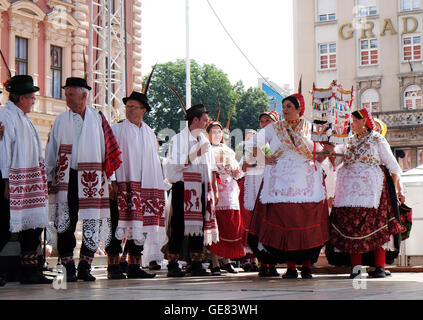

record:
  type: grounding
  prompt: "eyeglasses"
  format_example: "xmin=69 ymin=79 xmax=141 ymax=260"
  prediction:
xmin=125 ymin=104 xmax=144 ymax=110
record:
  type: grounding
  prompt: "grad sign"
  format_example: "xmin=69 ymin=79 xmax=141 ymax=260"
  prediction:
xmin=261 ymin=82 xmax=284 ymax=115
xmin=339 ymin=16 xmax=419 ymax=40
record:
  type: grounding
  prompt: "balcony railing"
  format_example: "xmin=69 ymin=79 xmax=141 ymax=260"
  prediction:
xmin=373 ymin=109 xmax=423 ymax=128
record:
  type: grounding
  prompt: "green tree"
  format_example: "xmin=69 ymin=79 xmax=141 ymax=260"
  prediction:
xmin=143 ymin=59 xmax=236 ymax=133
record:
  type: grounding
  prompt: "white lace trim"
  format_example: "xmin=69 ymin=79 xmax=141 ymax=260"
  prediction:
xmin=115 ymin=226 xmax=147 ymax=246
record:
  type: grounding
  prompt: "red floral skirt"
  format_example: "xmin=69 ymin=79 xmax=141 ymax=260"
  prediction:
xmin=207 ymin=209 xmax=246 ymax=259
xmin=249 ymin=198 xmax=330 ymax=253
xmin=330 ymin=173 xmax=405 ymax=255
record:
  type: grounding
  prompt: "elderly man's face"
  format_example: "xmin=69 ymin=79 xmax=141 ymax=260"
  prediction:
xmin=65 ymin=87 xmax=86 ymax=112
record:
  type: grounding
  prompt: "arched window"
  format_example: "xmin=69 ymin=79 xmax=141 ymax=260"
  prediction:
xmin=404 ymin=85 xmax=422 ymax=110
xmin=361 ymin=89 xmax=380 ymax=112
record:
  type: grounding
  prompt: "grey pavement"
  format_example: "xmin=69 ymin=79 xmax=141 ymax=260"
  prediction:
xmin=1 ymin=266 xmax=423 ymax=301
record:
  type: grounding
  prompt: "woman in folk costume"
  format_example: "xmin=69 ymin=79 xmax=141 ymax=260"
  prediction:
xmin=327 ymin=109 xmax=405 ymax=278
xmin=106 ymin=67 xmax=166 ymax=279
xmin=238 ymin=110 xmax=279 ymax=275
xmin=246 ymin=79 xmax=330 ymax=279
xmin=0 ymin=75 xmax=52 ymax=285
xmin=46 ymin=77 xmax=122 ymax=282
xmin=206 ymin=110 xmax=245 ymax=276
xmin=163 ymin=88 xmax=219 ymax=277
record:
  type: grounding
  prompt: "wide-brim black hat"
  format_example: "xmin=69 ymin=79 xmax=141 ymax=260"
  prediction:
xmin=62 ymin=77 xmax=92 ymax=91
xmin=185 ymin=104 xmax=209 ymax=120
xmin=122 ymin=91 xmax=151 ymax=111
xmin=5 ymin=75 xmax=39 ymax=94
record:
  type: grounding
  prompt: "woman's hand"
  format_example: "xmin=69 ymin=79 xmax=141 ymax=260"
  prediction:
xmin=397 ymin=190 xmax=405 ymax=204
xmin=265 ymin=155 xmax=277 ymax=165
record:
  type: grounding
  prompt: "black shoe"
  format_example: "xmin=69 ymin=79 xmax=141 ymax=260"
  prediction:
xmin=167 ymin=262 xmax=185 ymax=277
xmin=190 ymin=262 xmax=210 ymax=276
xmin=0 ymin=277 xmax=5 ymax=287
xmin=222 ymin=263 xmax=238 ymax=274
xmin=20 ymin=268 xmax=53 ymax=285
xmin=241 ymin=263 xmax=251 ymax=272
xmin=368 ymin=266 xmax=386 ymax=279
xmin=127 ymin=265 xmax=156 ymax=279
xmin=119 ymin=261 xmax=128 ymax=274
xmin=300 ymin=267 xmax=313 ymax=279
xmin=210 ymin=266 xmax=221 ymax=276
xmin=349 ymin=268 xmax=362 ymax=279
xmin=63 ymin=263 xmax=77 ymax=282
xmin=77 ymin=264 xmax=96 ymax=281
xmin=107 ymin=265 xmax=126 ymax=280
xmin=267 ymin=266 xmax=280 ymax=277
xmin=258 ymin=266 xmax=268 ymax=277
xmin=250 ymin=262 xmax=259 ymax=272
xmin=148 ymin=261 xmax=161 ymax=270
xmin=282 ymin=268 xmax=298 ymax=279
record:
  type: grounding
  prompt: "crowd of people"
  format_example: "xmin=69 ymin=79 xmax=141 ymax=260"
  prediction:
xmin=0 ymin=72 xmax=406 ymax=286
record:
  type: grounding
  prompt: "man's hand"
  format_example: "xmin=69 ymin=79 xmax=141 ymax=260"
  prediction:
xmin=109 ymin=181 xmax=118 ymax=201
xmin=3 ymin=179 xmax=9 ymax=200
xmin=0 ymin=121 xmax=4 ymax=140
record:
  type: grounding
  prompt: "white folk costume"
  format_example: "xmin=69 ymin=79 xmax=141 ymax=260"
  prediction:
xmin=163 ymin=126 xmax=219 ymax=246
xmin=112 ymin=119 xmax=167 ymax=249
xmin=0 ymin=74 xmax=52 ymax=284
xmin=163 ymin=101 xmax=219 ymax=277
xmin=246 ymin=90 xmax=330 ymax=279
xmin=0 ymin=101 xmax=48 ymax=233
xmin=330 ymin=110 xmax=405 ymax=272
xmin=46 ymin=107 xmax=115 ymax=251
xmin=207 ymin=143 xmax=245 ymax=259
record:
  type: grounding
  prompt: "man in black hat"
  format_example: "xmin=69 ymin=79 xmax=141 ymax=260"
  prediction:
xmin=0 ymin=75 xmax=52 ymax=285
xmin=45 ymin=77 xmax=122 ymax=282
xmin=105 ymin=90 xmax=166 ymax=279
xmin=163 ymin=104 xmax=219 ymax=277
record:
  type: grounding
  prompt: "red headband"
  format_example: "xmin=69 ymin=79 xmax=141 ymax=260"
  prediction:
xmin=357 ymin=108 xmax=375 ymax=131
xmin=260 ymin=110 xmax=280 ymax=122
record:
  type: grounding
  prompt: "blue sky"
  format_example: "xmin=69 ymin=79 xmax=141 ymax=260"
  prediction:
xmin=141 ymin=0 xmax=294 ymax=90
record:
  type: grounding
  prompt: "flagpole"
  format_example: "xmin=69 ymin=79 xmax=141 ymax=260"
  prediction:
xmin=186 ymin=0 xmax=191 ymax=110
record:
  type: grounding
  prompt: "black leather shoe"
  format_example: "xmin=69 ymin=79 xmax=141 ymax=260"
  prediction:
xmin=127 ymin=265 xmax=156 ymax=279
xmin=267 ymin=266 xmax=280 ymax=277
xmin=258 ymin=266 xmax=268 ymax=277
xmin=190 ymin=262 xmax=210 ymax=276
xmin=20 ymin=268 xmax=53 ymax=285
xmin=149 ymin=261 xmax=162 ymax=270
xmin=210 ymin=266 xmax=221 ymax=276
xmin=222 ymin=263 xmax=238 ymax=274
xmin=107 ymin=265 xmax=126 ymax=280
xmin=64 ymin=263 xmax=77 ymax=282
xmin=300 ymin=267 xmax=313 ymax=279
xmin=282 ymin=268 xmax=298 ymax=279
xmin=119 ymin=261 xmax=128 ymax=274
xmin=167 ymin=262 xmax=185 ymax=277
xmin=368 ymin=266 xmax=386 ymax=279
xmin=77 ymin=264 xmax=96 ymax=281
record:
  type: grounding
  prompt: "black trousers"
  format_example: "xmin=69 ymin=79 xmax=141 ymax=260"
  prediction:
xmin=1 ymin=171 xmax=42 ymax=253
xmin=57 ymin=169 xmax=96 ymax=257
xmin=168 ymin=182 xmax=205 ymax=255
xmin=105 ymin=198 xmax=144 ymax=256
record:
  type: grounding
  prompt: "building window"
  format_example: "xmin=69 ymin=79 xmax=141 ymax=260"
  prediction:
xmin=403 ymin=35 xmax=421 ymax=61
xmin=356 ymin=0 xmax=377 ymax=16
xmin=319 ymin=43 xmax=336 ymax=70
xmin=15 ymin=37 xmax=28 ymax=75
xmin=404 ymin=85 xmax=422 ymax=110
xmin=401 ymin=0 xmax=420 ymax=11
xmin=51 ymin=46 xmax=62 ymax=99
xmin=360 ymin=38 xmax=378 ymax=65
xmin=361 ymin=89 xmax=380 ymax=112
xmin=418 ymin=147 xmax=423 ymax=166
xmin=317 ymin=0 xmax=336 ymax=21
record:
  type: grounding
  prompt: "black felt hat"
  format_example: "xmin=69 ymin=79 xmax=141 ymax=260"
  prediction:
xmin=122 ymin=91 xmax=151 ymax=111
xmin=5 ymin=75 xmax=39 ymax=94
xmin=185 ymin=104 xmax=209 ymax=120
xmin=62 ymin=77 xmax=92 ymax=91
